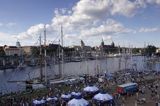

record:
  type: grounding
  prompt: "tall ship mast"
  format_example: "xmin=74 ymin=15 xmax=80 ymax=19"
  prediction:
xmin=61 ymin=25 xmax=64 ymax=78
xmin=39 ymin=34 xmax=43 ymax=82
xmin=44 ymin=25 xmax=47 ymax=84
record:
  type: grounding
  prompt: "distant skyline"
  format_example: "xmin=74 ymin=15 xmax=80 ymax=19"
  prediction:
xmin=0 ymin=0 xmax=160 ymax=47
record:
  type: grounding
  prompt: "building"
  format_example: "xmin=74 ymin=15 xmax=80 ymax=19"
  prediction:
xmin=4 ymin=41 xmax=23 ymax=56
xmin=22 ymin=46 xmax=36 ymax=56
xmin=80 ymin=40 xmax=92 ymax=52
xmin=4 ymin=46 xmax=21 ymax=56
xmin=156 ymin=48 xmax=160 ymax=53
xmin=99 ymin=39 xmax=116 ymax=53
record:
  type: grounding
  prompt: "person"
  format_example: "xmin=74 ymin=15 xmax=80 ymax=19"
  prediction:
xmin=121 ymin=97 xmax=125 ymax=106
xmin=136 ymin=92 xmax=139 ymax=99
xmin=135 ymin=100 xmax=137 ymax=106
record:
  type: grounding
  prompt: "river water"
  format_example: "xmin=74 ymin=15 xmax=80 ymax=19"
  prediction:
xmin=0 ymin=56 xmax=160 ymax=94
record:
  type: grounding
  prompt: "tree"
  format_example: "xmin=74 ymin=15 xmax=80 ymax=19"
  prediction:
xmin=145 ymin=45 xmax=156 ymax=56
xmin=0 ymin=47 xmax=5 ymax=56
xmin=111 ymin=42 xmax=115 ymax=48
xmin=31 ymin=47 xmax=40 ymax=57
xmin=132 ymin=48 xmax=141 ymax=54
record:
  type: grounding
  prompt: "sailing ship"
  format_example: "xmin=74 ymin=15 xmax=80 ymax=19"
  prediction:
xmin=8 ymin=25 xmax=48 ymax=91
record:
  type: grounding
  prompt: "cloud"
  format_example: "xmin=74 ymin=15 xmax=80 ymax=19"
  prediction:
xmin=0 ymin=23 xmax=3 ymax=27
xmin=0 ymin=22 xmax=16 ymax=27
xmin=0 ymin=32 xmax=16 ymax=45
xmin=104 ymin=35 xmax=112 ymax=40
xmin=13 ymin=32 xmax=31 ymax=40
xmin=15 ymin=24 xmax=54 ymax=40
xmin=72 ymin=0 xmax=111 ymax=19
xmin=11 ymin=0 xmax=139 ymax=45
xmin=111 ymin=0 xmax=138 ymax=17
xmin=6 ymin=22 xmax=16 ymax=27
xmin=9 ymin=0 xmax=160 ymax=46
xmin=80 ymin=19 xmax=133 ymax=38
xmin=139 ymin=27 xmax=160 ymax=32
xmin=146 ymin=0 xmax=160 ymax=5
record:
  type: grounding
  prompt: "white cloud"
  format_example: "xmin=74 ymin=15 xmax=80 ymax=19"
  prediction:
xmin=72 ymin=0 xmax=111 ymax=19
xmin=146 ymin=0 xmax=160 ymax=5
xmin=0 ymin=32 xmax=16 ymax=45
xmin=0 ymin=22 xmax=16 ymax=27
xmin=111 ymin=0 xmax=138 ymax=17
xmin=26 ymin=24 xmax=44 ymax=35
xmin=0 ymin=23 xmax=3 ymax=27
xmin=9 ymin=0 xmax=138 ymax=46
xmin=51 ymin=0 xmax=139 ymax=32
xmin=6 ymin=0 xmax=160 ymax=46
xmin=139 ymin=27 xmax=160 ymax=32
xmin=80 ymin=19 xmax=133 ymax=38
xmin=6 ymin=22 xmax=16 ymax=27
xmin=13 ymin=32 xmax=31 ymax=40
xmin=104 ymin=35 xmax=112 ymax=40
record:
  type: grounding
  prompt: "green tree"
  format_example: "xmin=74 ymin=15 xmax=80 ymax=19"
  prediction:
xmin=0 ymin=47 xmax=5 ymax=56
xmin=145 ymin=45 xmax=156 ymax=56
xmin=132 ymin=48 xmax=141 ymax=54
xmin=111 ymin=42 xmax=115 ymax=48
xmin=31 ymin=47 xmax=40 ymax=57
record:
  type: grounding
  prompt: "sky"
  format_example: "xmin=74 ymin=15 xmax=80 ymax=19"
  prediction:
xmin=0 ymin=0 xmax=160 ymax=47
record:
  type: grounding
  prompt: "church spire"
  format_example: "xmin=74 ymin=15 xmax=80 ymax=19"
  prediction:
xmin=81 ymin=40 xmax=85 ymax=47
xmin=101 ymin=39 xmax=104 ymax=47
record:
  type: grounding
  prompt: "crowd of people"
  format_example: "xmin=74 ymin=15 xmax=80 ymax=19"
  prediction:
xmin=1 ymin=69 xmax=160 ymax=106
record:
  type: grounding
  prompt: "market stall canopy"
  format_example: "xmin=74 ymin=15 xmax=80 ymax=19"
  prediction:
xmin=83 ymin=85 xmax=99 ymax=93
xmin=61 ymin=93 xmax=71 ymax=101
xmin=46 ymin=96 xmax=58 ymax=102
xmin=71 ymin=92 xmax=82 ymax=98
xmin=33 ymin=99 xmax=45 ymax=105
xmin=93 ymin=92 xmax=113 ymax=102
xmin=68 ymin=98 xmax=89 ymax=106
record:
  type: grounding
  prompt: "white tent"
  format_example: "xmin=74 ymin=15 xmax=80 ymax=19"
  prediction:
xmin=93 ymin=92 xmax=113 ymax=102
xmin=68 ymin=98 xmax=89 ymax=106
xmin=83 ymin=86 xmax=99 ymax=92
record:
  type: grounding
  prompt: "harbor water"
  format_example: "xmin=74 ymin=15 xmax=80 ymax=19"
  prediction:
xmin=0 ymin=56 xmax=160 ymax=94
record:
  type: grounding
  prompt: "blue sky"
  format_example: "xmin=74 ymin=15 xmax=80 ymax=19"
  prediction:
xmin=0 ymin=0 xmax=160 ymax=47
xmin=0 ymin=0 xmax=78 ymax=32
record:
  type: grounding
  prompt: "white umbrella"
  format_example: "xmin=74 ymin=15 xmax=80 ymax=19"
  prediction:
xmin=93 ymin=92 xmax=113 ymax=102
xmin=61 ymin=94 xmax=71 ymax=99
xmin=83 ymin=86 xmax=99 ymax=93
xmin=71 ymin=92 xmax=81 ymax=97
xmin=46 ymin=96 xmax=58 ymax=101
xmin=33 ymin=99 xmax=45 ymax=105
xmin=33 ymin=100 xmax=41 ymax=105
xmin=61 ymin=94 xmax=71 ymax=101
xmin=68 ymin=98 xmax=89 ymax=106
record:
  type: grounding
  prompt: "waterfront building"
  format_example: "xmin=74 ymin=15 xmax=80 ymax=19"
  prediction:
xmin=3 ymin=41 xmax=23 ymax=56
xmin=156 ymin=48 xmax=160 ymax=53
xmin=22 ymin=46 xmax=37 ymax=56
xmin=99 ymin=40 xmax=117 ymax=54
xmin=4 ymin=46 xmax=21 ymax=56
